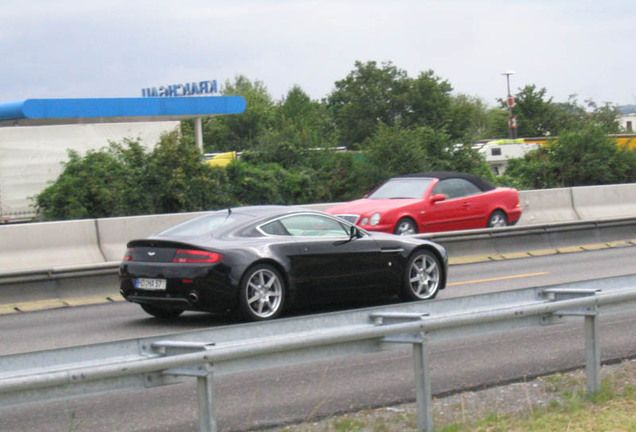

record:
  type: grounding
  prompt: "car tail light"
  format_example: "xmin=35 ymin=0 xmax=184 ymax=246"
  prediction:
xmin=172 ymin=249 xmax=222 ymax=263
xmin=123 ymin=248 xmax=134 ymax=261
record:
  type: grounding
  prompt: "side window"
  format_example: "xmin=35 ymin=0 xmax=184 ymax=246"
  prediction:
xmin=432 ymin=180 xmax=452 ymax=197
xmin=260 ymin=219 xmax=291 ymax=236
xmin=455 ymin=179 xmax=482 ymax=197
xmin=279 ymin=215 xmax=350 ymax=237
xmin=432 ymin=178 xmax=481 ymax=199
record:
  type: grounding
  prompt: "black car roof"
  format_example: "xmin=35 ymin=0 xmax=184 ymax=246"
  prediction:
xmin=228 ymin=205 xmax=298 ymax=217
xmin=394 ymin=171 xmax=495 ymax=192
xmin=150 ymin=205 xmax=324 ymax=242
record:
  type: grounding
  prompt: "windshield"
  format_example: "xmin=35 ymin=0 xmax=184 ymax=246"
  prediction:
xmin=157 ymin=212 xmax=250 ymax=238
xmin=367 ymin=178 xmax=433 ymax=199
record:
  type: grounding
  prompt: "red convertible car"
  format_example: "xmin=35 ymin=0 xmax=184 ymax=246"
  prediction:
xmin=326 ymin=172 xmax=522 ymax=235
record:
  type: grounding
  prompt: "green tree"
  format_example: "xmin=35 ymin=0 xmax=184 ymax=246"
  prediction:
xmin=182 ymin=75 xmax=276 ymax=152
xmin=362 ymin=123 xmax=490 ymax=184
xmin=550 ymin=125 xmax=633 ymax=186
xmin=241 ymin=86 xmax=338 ymax=171
xmin=483 ymin=108 xmax=510 ymax=139
xmin=327 ymin=60 xmax=410 ymax=147
xmin=448 ymin=94 xmax=490 ymax=141
xmin=402 ymin=70 xmax=454 ymax=133
xmin=35 ymin=133 xmax=236 ymax=221
xmin=145 ymin=132 xmax=235 ymax=213
xmin=505 ymin=125 xmax=636 ymax=188
xmin=510 ymin=85 xmax=556 ymax=137
xmin=36 ymin=139 xmax=152 ymax=220
xmin=550 ymin=97 xmax=621 ymax=134
xmin=327 ymin=61 xmax=455 ymax=147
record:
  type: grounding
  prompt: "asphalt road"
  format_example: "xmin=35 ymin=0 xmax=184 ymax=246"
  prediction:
xmin=1 ymin=246 xmax=635 ymax=431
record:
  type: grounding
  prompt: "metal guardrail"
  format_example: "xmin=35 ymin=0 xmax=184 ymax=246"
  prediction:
xmin=417 ymin=216 xmax=636 ymax=258
xmin=1 ymin=275 xmax=635 ymax=432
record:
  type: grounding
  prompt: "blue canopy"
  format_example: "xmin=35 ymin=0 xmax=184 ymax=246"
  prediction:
xmin=0 ymin=96 xmax=246 ymax=126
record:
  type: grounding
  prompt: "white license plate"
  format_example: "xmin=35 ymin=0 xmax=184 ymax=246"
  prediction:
xmin=135 ymin=278 xmax=167 ymax=290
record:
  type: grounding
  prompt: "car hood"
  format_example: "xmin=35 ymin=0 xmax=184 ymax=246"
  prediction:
xmin=326 ymin=198 xmax=420 ymax=215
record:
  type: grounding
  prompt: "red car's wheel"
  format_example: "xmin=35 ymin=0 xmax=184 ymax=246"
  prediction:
xmin=394 ymin=218 xmax=417 ymax=235
xmin=487 ymin=210 xmax=508 ymax=228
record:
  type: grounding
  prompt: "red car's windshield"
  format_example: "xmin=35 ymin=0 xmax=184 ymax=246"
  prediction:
xmin=367 ymin=178 xmax=433 ymax=199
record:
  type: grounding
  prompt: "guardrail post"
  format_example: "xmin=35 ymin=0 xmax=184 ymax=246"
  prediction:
xmin=413 ymin=336 xmax=433 ymax=432
xmin=150 ymin=341 xmax=217 ymax=432
xmin=371 ymin=312 xmax=433 ymax=431
xmin=541 ymin=288 xmax=601 ymax=395
xmin=585 ymin=314 xmax=601 ymax=395
xmin=197 ymin=365 xmax=217 ymax=432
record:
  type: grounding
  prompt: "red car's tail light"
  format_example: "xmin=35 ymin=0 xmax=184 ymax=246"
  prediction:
xmin=172 ymin=249 xmax=222 ymax=263
xmin=123 ymin=248 xmax=134 ymax=261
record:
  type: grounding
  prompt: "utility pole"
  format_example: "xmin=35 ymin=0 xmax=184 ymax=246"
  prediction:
xmin=502 ymin=71 xmax=517 ymax=139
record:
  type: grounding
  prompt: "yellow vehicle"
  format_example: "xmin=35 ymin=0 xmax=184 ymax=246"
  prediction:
xmin=205 ymin=151 xmax=238 ymax=167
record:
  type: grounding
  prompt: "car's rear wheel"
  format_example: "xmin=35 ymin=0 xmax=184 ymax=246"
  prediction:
xmin=239 ymin=264 xmax=285 ymax=321
xmin=394 ymin=217 xmax=417 ymax=235
xmin=140 ymin=303 xmax=184 ymax=319
xmin=401 ymin=249 xmax=442 ymax=301
xmin=487 ymin=210 xmax=508 ymax=228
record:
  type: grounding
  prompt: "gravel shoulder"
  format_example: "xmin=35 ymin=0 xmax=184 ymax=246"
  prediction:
xmin=263 ymin=358 xmax=636 ymax=432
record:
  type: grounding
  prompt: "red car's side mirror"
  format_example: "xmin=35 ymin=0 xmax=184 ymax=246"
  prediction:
xmin=430 ymin=194 xmax=447 ymax=204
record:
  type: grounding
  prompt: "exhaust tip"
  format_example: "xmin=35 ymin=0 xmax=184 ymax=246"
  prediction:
xmin=188 ymin=291 xmax=199 ymax=303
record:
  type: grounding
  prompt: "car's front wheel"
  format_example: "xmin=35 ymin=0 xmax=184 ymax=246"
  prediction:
xmin=487 ymin=210 xmax=508 ymax=228
xmin=401 ymin=249 xmax=442 ymax=301
xmin=394 ymin=217 xmax=417 ymax=235
xmin=140 ymin=303 xmax=184 ymax=319
xmin=239 ymin=264 xmax=285 ymax=321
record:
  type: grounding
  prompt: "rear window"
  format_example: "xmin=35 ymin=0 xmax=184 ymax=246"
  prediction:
xmin=157 ymin=212 xmax=250 ymax=238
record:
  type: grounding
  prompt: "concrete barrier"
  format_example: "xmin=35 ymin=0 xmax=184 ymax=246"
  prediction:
xmin=1 ymin=183 xmax=635 ymax=276
xmin=97 ymin=212 xmax=207 ymax=262
xmin=572 ymin=183 xmax=636 ymax=219
xmin=0 ymin=220 xmax=105 ymax=273
xmin=518 ymin=188 xmax=578 ymax=224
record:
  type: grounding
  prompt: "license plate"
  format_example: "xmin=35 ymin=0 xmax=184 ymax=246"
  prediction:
xmin=135 ymin=278 xmax=167 ymax=290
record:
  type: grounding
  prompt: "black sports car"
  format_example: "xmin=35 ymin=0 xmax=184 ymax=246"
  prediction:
xmin=119 ymin=206 xmax=448 ymax=321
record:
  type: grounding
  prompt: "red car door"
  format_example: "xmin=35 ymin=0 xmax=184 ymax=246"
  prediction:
xmin=419 ymin=178 xmax=486 ymax=232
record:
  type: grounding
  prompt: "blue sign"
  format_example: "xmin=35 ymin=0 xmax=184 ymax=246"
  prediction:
xmin=0 ymin=96 xmax=247 ymax=126
xmin=142 ymin=80 xmax=218 ymax=97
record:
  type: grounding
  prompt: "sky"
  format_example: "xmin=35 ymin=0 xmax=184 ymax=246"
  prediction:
xmin=2 ymin=0 xmax=635 ymax=107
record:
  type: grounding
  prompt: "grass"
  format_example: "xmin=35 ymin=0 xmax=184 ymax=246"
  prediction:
xmin=266 ymin=360 xmax=636 ymax=432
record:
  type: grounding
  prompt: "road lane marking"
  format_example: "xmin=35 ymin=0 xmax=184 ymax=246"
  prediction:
xmin=448 ymin=272 xmax=549 ymax=286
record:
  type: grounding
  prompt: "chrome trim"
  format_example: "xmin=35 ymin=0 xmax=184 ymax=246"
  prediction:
xmin=256 ymin=211 xmax=368 ymax=238
xmin=381 ymin=248 xmax=405 ymax=253
xmin=333 ymin=214 xmax=360 ymax=225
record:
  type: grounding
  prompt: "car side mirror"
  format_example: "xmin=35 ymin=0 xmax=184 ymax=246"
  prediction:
xmin=430 ymin=194 xmax=447 ymax=204
xmin=349 ymin=225 xmax=361 ymax=239
xmin=334 ymin=225 xmax=362 ymax=246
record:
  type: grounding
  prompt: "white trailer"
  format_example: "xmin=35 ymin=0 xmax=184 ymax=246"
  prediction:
xmin=477 ymin=139 xmax=540 ymax=176
xmin=0 ymin=122 xmax=179 ymax=223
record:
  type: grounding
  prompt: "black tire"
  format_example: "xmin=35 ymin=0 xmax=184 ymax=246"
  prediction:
xmin=140 ymin=303 xmax=184 ymax=319
xmin=401 ymin=249 xmax=442 ymax=301
xmin=487 ymin=210 xmax=508 ymax=228
xmin=239 ymin=264 xmax=285 ymax=321
xmin=394 ymin=218 xmax=417 ymax=236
